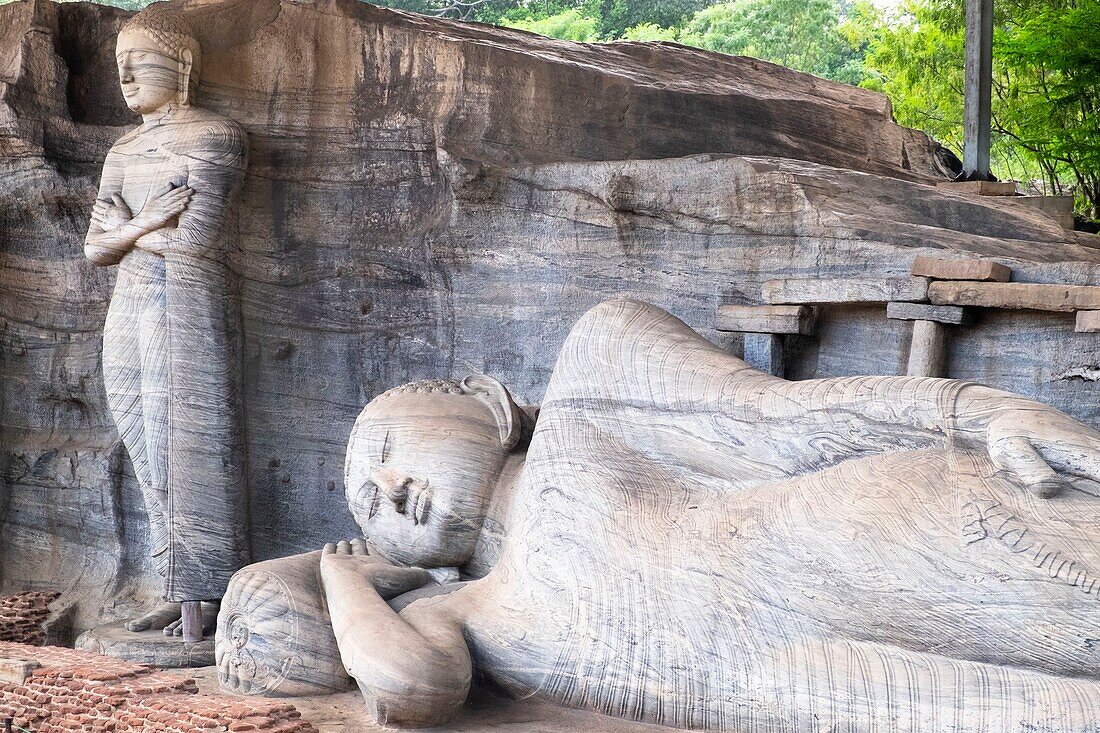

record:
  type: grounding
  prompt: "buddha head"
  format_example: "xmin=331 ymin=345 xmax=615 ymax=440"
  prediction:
xmin=116 ymin=3 xmax=201 ymax=114
xmin=344 ymin=376 xmax=531 ymax=568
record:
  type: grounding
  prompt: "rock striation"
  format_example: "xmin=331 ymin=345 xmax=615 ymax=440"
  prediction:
xmin=0 ymin=0 xmax=1098 ymax=630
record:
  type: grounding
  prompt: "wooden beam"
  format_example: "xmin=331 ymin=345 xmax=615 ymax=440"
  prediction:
xmin=1077 ymin=311 xmax=1100 ymax=333
xmin=716 ymin=305 xmax=815 ymax=335
xmin=928 ymin=281 xmax=1100 ymax=312
xmin=763 ymin=277 xmax=930 ymax=305
xmin=887 ymin=301 xmax=974 ymax=325
xmin=910 ymin=255 xmax=1011 ymax=283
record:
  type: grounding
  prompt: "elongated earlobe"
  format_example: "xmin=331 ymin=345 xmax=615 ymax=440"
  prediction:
xmin=178 ymin=49 xmax=193 ymax=107
xmin=460 ymin=375 xmax=523 ymax=450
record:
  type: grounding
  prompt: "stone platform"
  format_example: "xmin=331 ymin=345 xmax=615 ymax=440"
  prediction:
xmin=180 ymin=666 xmax=687 ymax=733
xmin=75 ymin=621 xmax=215 ymax=669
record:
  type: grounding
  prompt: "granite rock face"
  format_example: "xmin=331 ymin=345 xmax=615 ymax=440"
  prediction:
xmin=1 ymin=0 xmax=1098 ymax=627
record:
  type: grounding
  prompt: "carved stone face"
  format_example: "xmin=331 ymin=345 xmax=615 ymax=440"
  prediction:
xmin=345 ymin=390 xmax=509 ymax=568
xmin=116 ymin=29 xmax=187 ymax=114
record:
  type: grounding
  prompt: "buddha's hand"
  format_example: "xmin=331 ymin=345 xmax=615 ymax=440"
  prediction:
xmin=91 ymin=193 xmax=132 ymax=231
xmin=958 ymin=385 xmax=1100 ymax=499
xmin=131 ymin=181 xmax=193 ymax=232
xmin=320 ymin=540 xmax=434 ymax=600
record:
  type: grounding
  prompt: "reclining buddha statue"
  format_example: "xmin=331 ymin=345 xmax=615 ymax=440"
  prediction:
xmin=217 ymin=299 xmax=1100 ymax=731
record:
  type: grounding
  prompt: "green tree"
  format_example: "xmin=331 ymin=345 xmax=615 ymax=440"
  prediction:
xmin=861 ymin=0 xmax=1100 ymax=217
xmin=620 ymin=22 xmax=682 ymax=40
xmin=596 ymin=0 xmax=709 ymax=37
xmin=673 ymin=0 xmax=870 ymax=82
xmin=501 ymin=7 xmax=600 ymax=39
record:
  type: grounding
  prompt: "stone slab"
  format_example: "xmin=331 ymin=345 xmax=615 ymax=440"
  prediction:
xmin=716 ymin=305 xmax=815 ymax=334
xmin=910 ymin=255 xmax=1011 ymax=283
xmin=937 ymin=180 xmax=1018 ymax=196
xmin=1014 ymin=195 xmax=1075 ymax=231
xmin=0 ymin=657 xmax=39 ymax=684
xmin=75 ymin=621 xmax=214 ymax=669
xmin=928 ymin=281 xmax=1100 ymax=312
xmin=1077 ymin=310 xmax=1100 ymax=333
xmin=763 ymin=277 xmax=930 ymax=305
xmin=886 ymin=301 xmax=974 ymax=325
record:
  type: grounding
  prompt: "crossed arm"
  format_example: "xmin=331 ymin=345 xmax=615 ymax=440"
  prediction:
xmin=84 ymin=127 xmax=245 ymax=266
xmin=319 ymin=540 xmax=472 ymax=728
xmin=84 ymin=151 xmax=194 ymax=265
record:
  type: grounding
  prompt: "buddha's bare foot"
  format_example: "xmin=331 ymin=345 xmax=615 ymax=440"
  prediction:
xmin=164 ymin=600 xmax=220 ymax=637
xmin=124 ymin=601 xmax=181 ymax=632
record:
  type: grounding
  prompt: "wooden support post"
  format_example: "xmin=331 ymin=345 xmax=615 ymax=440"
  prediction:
xmin=907 ymin=320 xmax=947 ymax=377
xmin=744 ymin=333 xmax=785 ymax=377
xmin=962 ymin=0 xmax=994 ymax=180
xmin=181 ymin=601 xmax=203 ymax=643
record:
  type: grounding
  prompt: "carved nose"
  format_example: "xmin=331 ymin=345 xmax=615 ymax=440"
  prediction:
xmin=370 ymin=467 xmax=411 ymax=513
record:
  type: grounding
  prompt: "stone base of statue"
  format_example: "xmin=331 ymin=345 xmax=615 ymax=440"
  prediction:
xmin=76 ymin=621 xmax=214 ymax=669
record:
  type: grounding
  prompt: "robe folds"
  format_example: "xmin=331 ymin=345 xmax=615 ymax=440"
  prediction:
xmin=99 ymin=114 xmax=251 ymax=602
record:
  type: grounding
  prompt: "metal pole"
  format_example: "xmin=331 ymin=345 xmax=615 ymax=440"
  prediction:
xmin=962 ymin=0 xmax=994 ymax=180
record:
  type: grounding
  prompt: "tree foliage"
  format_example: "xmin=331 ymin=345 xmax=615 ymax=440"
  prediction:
xmin=860 ymin=0 xmax=1100 ymax=216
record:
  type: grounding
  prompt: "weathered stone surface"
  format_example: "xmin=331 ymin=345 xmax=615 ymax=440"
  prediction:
xmin=1015 ymin=195 xmax=1075 ymax=231
xmin=0 ymin=658 xmax=39 ymax=685
xmin=246 ymin=300 xmax=1100 ymax=730
xmin=905 ymin=319 xmax=947 ymax=377
xmin=75 ymin=621 xmax=215 ymax=668
xmin=743 ymin=332 xmax=785 ymax=375
xmin=2 ymin=0 xmax=1100 ymax=636
xmin=886 ymin=301 xmax=973 ymax=325
xmin=1077 ymin=310 xmax=1100 ymax=333
xmin=716 ymin=304 xmax=815 ymax=334
xmin=85 ymin=4 xmax=252 ymax=632
xmin=763 ymin=276 xmax=931 ymax=304
xmin=929 ymin=281 xmax=1100 ymax=312
xmin=910 ymin=255 xmax=1012 ymax=282
xmin=187 ymin=665 xmax=693 ymax=733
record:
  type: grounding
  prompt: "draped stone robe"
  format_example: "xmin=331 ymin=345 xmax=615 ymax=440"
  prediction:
xmin=95 ymin=111 xmax=250 ymax=601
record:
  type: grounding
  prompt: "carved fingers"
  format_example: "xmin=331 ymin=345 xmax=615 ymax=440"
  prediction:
xmin=988 ymin=432 xmax=1064 ymax=498
xmin=323 ymin=538 xmax=371 ymax=558
xmin=92 ymin=193 xmax=133 ymax=230
xmin=319 ymin=542 xmax=432 ymax=600
xmin=134 ymin=181 xmax=194 ymax=231
xmin=987 ymin=408 xmax=1100 ymax=499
